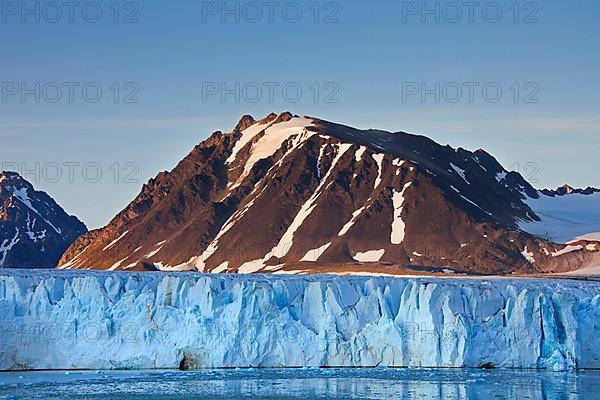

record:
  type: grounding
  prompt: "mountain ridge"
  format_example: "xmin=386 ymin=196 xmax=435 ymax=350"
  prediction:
xmin=540 ymin=184 xmax=600 ymax=197
xmin=0 ymin=171 xmax=87 ymax=268
xmin=58 ymin=112 xmax=599 ymax=274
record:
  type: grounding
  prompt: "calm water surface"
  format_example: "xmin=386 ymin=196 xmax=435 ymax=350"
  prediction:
xmin=1 ymin=368 xmax=599 ymax=399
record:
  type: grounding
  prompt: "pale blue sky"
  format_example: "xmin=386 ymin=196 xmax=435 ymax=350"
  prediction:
xmin=1 ymin=0 xmax=599 ymax=228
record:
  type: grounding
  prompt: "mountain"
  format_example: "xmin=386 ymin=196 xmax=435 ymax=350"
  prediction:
xmin=59 ymin=112 xmax=600 ymax=275
xmin=540 ymin=184 xmax=600 ymax=197
xmin=0 ymin=172 xmax=87 ymax=268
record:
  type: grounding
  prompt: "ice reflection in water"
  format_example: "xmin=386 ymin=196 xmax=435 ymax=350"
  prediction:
xmin=1 ymin=368 xmax=599 ymax=399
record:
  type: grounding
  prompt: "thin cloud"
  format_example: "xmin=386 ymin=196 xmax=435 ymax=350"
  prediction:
xmin=0 ymin=117 xmax=221 ymax=130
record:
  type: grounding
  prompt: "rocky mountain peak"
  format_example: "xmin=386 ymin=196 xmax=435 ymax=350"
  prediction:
xmin=539 ymin=184 xmax=600 ymax=197
xmin=0 ymin=172 xmax=87 ymax=268
xmin=57 ymin=113 xmax=597 ymax=275
xmin=0 ymin=171 xmax=27 ymax=186
xmin=234 ymin=115 xmax=256 ymax=132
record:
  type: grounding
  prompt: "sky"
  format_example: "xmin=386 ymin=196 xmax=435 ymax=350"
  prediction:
xmin=1 ymin=0 xmax=599 ymax=229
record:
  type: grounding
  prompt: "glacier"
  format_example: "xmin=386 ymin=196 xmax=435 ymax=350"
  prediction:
xmin=1 ymin=269 xmax=600 ymax=371
xmin=520 ymin=191 xmax=600 ymax=243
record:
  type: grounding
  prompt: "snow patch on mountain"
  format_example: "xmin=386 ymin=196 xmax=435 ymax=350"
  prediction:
xmin=188 ymin=174 xmax=281 ymax=271
xmin=10 ymin=186 xmax=61 ymax=234
xmin=450 ymin=163 xmax=469 ymax=185
xmin=392 ymin=159 xmax=405 ymax=175
xmin=103 ymin=230 xmax=129 ymax=251
xmin=521 ymin=247 xmax=535 ymax=263
xmin=0 ymin=229 xmax=20 ymax=266
xmin=109 ymin=257 xmax=128 ymax=271
xmin=353 ymin=249 xmax=385 ymax=262
xmin=212 ymin=261 xmax=229 ymax=273
xmin=338 ymin=207 xmax=366 ymax=237
xmin=145 ymin=243 xmax=164 ymax=259
xmin=24 ymin=214 xmax=47 ymax=243
xmin=355 ymin=146 xmax=367 ymax=162
xmin=372 ymin=154 xmax=385 ymax=188
xmin=459 ymin=194 xmax=493 ymax=217
xmin=316 ymin=143 xmax=326 ymax=180
xmin=472 ymin=155 xmax=487 ymax=171
xmin=238 ymin=259 xmax=265 ymax=274
xmin=300 ymin=242 xmax=332 ymax=262
xmin=235 ymin=117 xmax=316 ymax=187
xmin=574 ymin=233 xmax=600 ymax=242
xmin=208 ymin=142 xmax=352 ymax=273
xmin=495 ymin=171 xmax=507 ymax=183
xmin=551 ymin=245 xmax=583 ymax=257
xmin=269 ymin=143 xmax=352 ymax=260
xmin=226 ymin=119 xmax=276 ymax=165
xmin=58 ymin=245 xmax=90 ymax=270
xmin=391 ymin=182 xmax=412 ymax=245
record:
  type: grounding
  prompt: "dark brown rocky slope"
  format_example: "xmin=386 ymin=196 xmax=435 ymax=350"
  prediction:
xmin=58 ymin=113 xmax=597 ymax=274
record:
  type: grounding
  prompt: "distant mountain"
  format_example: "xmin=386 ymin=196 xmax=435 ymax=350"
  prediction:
xmin=540 ymin=184 xmax=600 ymax=197
xmin=0 ymin=172 xmax=87 ymax=268
xmin=59 ymin=113 xmax=599 ymax=275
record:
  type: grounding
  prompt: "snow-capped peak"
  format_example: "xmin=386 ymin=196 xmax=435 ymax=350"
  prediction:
xmin=0 ymin=172 xmax=87 ymax=268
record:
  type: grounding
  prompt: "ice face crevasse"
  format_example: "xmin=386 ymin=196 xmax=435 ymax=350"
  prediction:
xmin=1 ymin=269 xmax=599 ymax=371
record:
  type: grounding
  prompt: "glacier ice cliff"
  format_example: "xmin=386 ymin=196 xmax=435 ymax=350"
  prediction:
xmin=1 ymin=269 xmax=600 ymax=371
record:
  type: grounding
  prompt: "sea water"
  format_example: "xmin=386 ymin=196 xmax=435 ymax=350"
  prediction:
xmin=1 ymin=368 xmax=599 ymax=399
